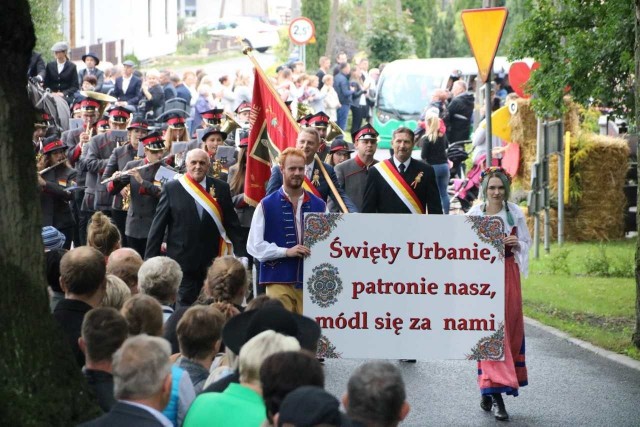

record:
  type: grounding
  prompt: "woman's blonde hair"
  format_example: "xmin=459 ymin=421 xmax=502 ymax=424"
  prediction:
xmin=203 ymin=256 xmax=247 ymax=304
xmin=87 ymin=211 xmax=121 ymax=256
xmin=424 ymin=109 xmax=441 ymax=143
xmin=102 ymin=274 xmax=132 ymax=310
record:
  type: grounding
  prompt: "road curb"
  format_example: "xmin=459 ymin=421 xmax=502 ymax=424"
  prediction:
xmin=525 ymin=316 xmax=640 ymax=372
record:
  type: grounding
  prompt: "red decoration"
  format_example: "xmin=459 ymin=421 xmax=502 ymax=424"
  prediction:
xmin=508 ymin=61 xmax=540 ymax=98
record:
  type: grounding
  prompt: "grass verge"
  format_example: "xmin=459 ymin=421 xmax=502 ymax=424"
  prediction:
xmin=522 ymin=239 xmax=639 ymax=360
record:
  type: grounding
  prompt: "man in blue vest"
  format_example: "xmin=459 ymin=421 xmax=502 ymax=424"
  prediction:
xmin=247 ymin=147 xmax=326 ymax=314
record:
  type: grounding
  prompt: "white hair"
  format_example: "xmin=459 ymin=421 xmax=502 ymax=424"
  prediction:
xmin=138 ymin=256 xmax=182 ymax=305
xmin=113 ymin=335 xmax=171 ymax=400
xmin=238 ymin=330 xmax=301 ymax=384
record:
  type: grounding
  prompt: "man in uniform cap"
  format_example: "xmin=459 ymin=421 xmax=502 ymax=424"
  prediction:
xmin=103 ymin=116 xmax=150 ymax=246
xmin=33 ymin=110 xmax=53 ymax=154
xmin=185 ymin=108 xmax=225 ymax=156
xmin=326 ymin=137 xmax=353 ymax=167
xmin=95 ymin=115 xmax=110 ymax=134
xmin=113 ymin=60 xmax=142 ymax=108
xmin=334 ymin=123 xmax=379 ymax=211
xmin=225 ymin=102 xmax=251 ymax=147
xmin=307 ymin=111 xmax=331 ymax=158
xmin=158 ymin=109 xmax=189 ymax=169
xmin=78 ymin=53 xmax=104 ymax=92
xmin=81 ymin=105 xmax=132 ymax=222
xmin=64 ymin=97 xmax=101 ymax=245
xmin=37 ymin=136 xmax=78 ymax=249
xmin=44 ymin=41 xmax=79 ymax=105
xmin=109 ymin=132 xmax=173 ymax=256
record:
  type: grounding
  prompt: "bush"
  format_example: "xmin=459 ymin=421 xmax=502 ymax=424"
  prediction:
xmin=583 ymin=245 xmax=634 ymax=278
xmin=548 ymin=247 xmax=571 ymax=275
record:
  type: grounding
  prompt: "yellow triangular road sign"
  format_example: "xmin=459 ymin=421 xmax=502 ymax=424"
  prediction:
xmin=461 ymin=7 xmax=508 ymax=83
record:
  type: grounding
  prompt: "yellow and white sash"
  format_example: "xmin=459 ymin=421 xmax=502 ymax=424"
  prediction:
xmin=178 ymin=174 xmax=234 ymax=256
xmin=374 ymin=160 xmax=425 ymax=214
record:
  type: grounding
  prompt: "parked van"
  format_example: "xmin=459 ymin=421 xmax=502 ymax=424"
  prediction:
xmin=372 ymin=57 xmax=511 ymax=148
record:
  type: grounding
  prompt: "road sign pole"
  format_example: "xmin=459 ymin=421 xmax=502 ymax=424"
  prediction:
xmin=485 ymin=71 xmax=493 ymax=168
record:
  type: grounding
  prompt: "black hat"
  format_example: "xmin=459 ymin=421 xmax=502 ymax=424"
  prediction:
xmin=157 ymin=109 xmax=189 ymax=128
xmin=201 ymin=126 xmax=228 ymax=141
xmin=307 ymin=112 xmax=330 ymax=128
xmin=41 ymin=136 xmax=66 ymax=155
xmin=81 ymin=52 xmax=100 ymax=66
xmin=235 ymin=102 xmax=252 ymax=114
xmin=107 ymin=105 xmax=133 ymax=123
xmin=222 ymin=306 xmax=321 ymax=354
xmin=330 ymin=138 xmax=354 ymax=153
xmin=297 ymin=114 xmax=312 ymax=127
xmin=238 ymin=129 xmax=250 ymax=148
xmin=202 ymin=108 xmax=225 ymax=125
xmin=352 ymin=123 xmax=379 ymax=142
xmin=139 ymin=131 xmax=165 ymax=151
xmin=35 ymin=110 xmax=53 ymax=127
xmin=96 ymin=115 xmax=110 ymax=130
xmin=277 ymin=386 xmax=350 ymax=427
xmin=127 ymin=116 xmax=150 ymax=131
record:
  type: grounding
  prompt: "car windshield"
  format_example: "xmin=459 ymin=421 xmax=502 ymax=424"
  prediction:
xmin=377 ymin=72 xmax=441 ymax=117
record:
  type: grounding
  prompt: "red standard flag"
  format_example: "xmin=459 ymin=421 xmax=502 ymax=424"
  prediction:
xmin=244 ymin=68 xmax=299 ymax=206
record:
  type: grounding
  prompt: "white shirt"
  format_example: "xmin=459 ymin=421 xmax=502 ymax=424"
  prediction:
xmin=56 ymin=61 xmax=65 ymax=74
xmin=305 ymin=160 xmax=315 ymax=180
xmin=247 ymin=188 xmax=305 ymax=262
xmin=120 ymin=401 xmax=173 ymax=427
xmin=392 ymin=157 xmax=411 ymax=173
xmin=122 ymin=75 xmax=132 ymax=94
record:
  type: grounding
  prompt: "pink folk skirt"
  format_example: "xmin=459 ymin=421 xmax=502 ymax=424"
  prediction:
xmin=477 ymin=256 xmax=528 ymax=396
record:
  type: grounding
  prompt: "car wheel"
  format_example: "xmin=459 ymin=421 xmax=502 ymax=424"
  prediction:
xmin=256 ymin=47 xmax=268 ymax=53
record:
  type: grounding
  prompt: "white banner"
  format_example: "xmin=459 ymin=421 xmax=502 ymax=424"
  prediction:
xmin=303 ymin=213 xmax=506 ymax=361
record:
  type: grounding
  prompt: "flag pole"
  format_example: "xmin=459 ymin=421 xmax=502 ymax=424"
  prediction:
xmin=243 ymin=47 xmax=349 ymax=213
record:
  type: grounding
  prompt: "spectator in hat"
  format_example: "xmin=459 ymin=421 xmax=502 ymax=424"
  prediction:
xmin=343 ymin=362 xmax=410 ymax=427
xmin=114 ymin=60 xmax=142 ymax=108
xmin=44 ymin=229 xmax=67 ymax=311
xmin=140 ymin=69 xmax=165 ymax=118
xmin=79 ymin=307 xmax=129 ymax=412
xmin=107 ymin=248 xmax=143 ymax=295
xmin=138 ymin=256 xmax=182 ymax=323
xmin=78 ymin=52 xmax=104 ymax=92
xmin=78 ymin=335 xmax=174 ymax=427
xmin=176 ymin=305 xmax=226 ymax=393
xmin=260 ymin=351 xmax=325 ymax=426
xmin=326 ymin=137 xmax=353 ymax=167
xmin=44 ymin=41 xmax=79 ymax=105
xmin=183 ymin=330 xmax=301 ymax=427
xmin=53 ymin=247 xmax=107 ymax=367
xmin=37 ymin=137 xmax=77 ymax=248
xmin=276 ymin=386 xmax=348 ymax=427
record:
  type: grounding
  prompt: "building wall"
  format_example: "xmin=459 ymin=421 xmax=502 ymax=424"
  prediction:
xmin=70 ymin=0 xmax=178 ymax=62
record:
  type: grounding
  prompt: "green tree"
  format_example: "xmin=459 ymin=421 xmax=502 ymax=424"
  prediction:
xmin=508 ymin=0 xmax=635 ymax=117
xmin=497 ymin=0 xmax=529 ymax=56
xmin=29 ymin=0 xmax=62 ymax=60
xmin=365 ymin=5 xmax=416 ymax=66
xmin=431 ymin=5 xmax=466 ymax=58
xmin=301 ymin=0 xmax=330 ymax=72
xmin=404 ymin=0 xmax=437 ymax=58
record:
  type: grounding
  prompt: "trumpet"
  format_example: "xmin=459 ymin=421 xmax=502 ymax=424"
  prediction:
xmin=325 ymin=120 xmax=346 ymax=143
xmin=220 ymin=113 xmax=241 ymax=136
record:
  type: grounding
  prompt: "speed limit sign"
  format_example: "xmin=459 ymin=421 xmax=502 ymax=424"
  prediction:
xmin=289 ymin=17 xmax=315 ymax=45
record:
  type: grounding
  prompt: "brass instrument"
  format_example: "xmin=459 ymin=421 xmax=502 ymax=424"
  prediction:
xmin=325 ymin=120 xmax=346 ymax=143
xmin=79 ymin=90 xmax=117 ymax=104
xmin=220 ymin=113 xmax=241 ymax=136
xmin=296 ymin=102 xmax=313 ymax=121
xmin=121 ymin=186 xmax=131 ymax=211
xmin=38 ymin=159 xmax=67 ymax=175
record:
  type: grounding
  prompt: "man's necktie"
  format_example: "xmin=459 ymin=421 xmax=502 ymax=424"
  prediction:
xmin=399 ymin=163 xmax=406 ymax=174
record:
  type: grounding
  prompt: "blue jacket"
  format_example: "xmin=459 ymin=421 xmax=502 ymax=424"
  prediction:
xmin=334 ymin=71 xmax=355 ymax=105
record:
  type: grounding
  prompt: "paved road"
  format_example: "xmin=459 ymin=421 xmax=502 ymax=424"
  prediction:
xmin=323 ymin=320 xmax=640 ymax=426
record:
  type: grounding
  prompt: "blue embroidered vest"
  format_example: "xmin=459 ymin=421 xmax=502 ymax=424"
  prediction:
xmin=259 ymin=188 xmax=326 ymax=288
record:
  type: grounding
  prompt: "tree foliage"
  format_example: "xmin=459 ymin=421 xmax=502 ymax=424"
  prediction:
xmin=301 ymin=0 xmax=330 ymax=72
xmin=365 ymin=5 xmax=416 ymax=66
xmin=403 ymin=0 xmax=437 ymax=58
xmin=28 ymin=0 xmax=62 ymax=61
xmin=430 ymin=4 xmax=470 ymax=58
xmin=508 ymin=0 xmax=635 ymax=118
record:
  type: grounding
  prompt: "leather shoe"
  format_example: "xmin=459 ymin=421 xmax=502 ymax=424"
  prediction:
xmin=480 ymin=395 xmax=492 ymax=412
xmin=492 ymin=393 xmax=509 ymax=421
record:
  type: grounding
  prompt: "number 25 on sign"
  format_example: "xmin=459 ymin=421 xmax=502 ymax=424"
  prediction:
xmin=289 ymin=17 xmax=315 ymax=45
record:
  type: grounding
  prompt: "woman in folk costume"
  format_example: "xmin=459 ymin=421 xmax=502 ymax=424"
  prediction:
xmin=466 ymin=167 xmax=530 ymax=421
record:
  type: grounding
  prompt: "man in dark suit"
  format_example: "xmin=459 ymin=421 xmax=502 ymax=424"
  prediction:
xmin=79 ymin=335 xmax=173 ymax=427
xmin=266 ymin=127 xmax=358 ymax=213
xmin=145 ymin=148 xmax=244 ymax=306
xmin=113 ymin=60 xmax=142 ymax=108
xmin=362 ymin=126 xmax=442 ymax=214
xmin=78 ymin=52 xmax=105 ymax=92
xmin=44 ymin=41 xmax=79 ymax=105
xmin=28 ymin=51 xmax=46 ymax=82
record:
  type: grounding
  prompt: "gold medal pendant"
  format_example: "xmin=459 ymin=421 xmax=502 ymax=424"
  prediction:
xmin=312 ymin=169 xmax=320 ymax=187
xmin=209 ymin=185 xmax=216 ymax=199
xmin=411 ymin=171 xmax=423 ymax=189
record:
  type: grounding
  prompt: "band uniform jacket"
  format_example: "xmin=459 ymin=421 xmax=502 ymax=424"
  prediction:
xmin=113 ymin=75 xmax=142 ymax=106
xmin=81 ymin=132 xmax=119 ymax=212
xmin=145 ymin=176 xmax=245 ymax=277
xmin=64 ymin=127 xmax=89 ymax=186
xmin=44 ymin=60 xmax=79 ymax=100
xmin=102 ymin=143 xmax=138 ymax=210
xmin=361 ymin=158 xmax=443 ymax=214
xmin=109 ymin=159 xmax=170 ymax=239
xmin=334 ymin=157 xmax=379 ymax=212
xmin=266 ymin=161 xmax=358 ymax=213
xmin=40 ymin=164 xmax=77 ymax=230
